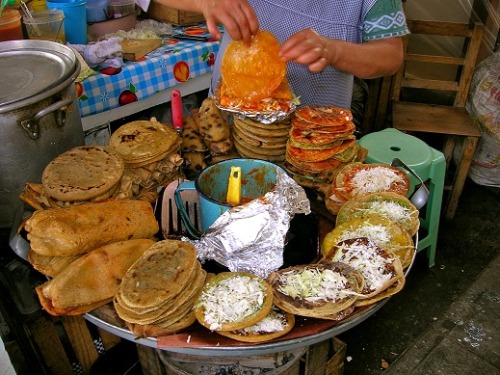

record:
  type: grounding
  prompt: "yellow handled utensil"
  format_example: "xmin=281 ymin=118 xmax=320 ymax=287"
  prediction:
xmin=226 ymin=166 xmax=242 ymax=206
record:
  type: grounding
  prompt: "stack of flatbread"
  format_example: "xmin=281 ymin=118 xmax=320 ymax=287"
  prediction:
xmin=114 ymin=240 xmax=206 ymax=338
xmin=109 ymin=117 xmax=183 ymax=202
xmin=20 ymin=145 xmax=127 ymax=210
xmin=284 ymin=106 xmax=367 ymax=193
xmin=232 ymin=116 xmax=291 ymax=162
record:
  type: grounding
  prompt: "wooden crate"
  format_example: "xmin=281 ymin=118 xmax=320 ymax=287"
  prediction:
xmin=302 ymin=338 xmax=347 ymax=375
xmin=146 ymin=1 xmax=205 ymax=26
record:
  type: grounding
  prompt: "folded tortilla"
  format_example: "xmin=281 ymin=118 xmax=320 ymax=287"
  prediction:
xmin=36 ymin=238 xmax=156 ymax=316
xmin=25 ymin=199 xmax=159 ymax=256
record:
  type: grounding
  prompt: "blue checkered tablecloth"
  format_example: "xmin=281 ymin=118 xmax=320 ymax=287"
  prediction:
xmin=77 ymin=35 xmax=220 ymax=117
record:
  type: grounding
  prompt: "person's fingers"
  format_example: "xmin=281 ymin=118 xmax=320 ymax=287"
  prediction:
xmin=205 ymin=18 xmax=222 ymax=40
xmin=241 ymin=4 xmax=259 ymax=34
xmin=307 ymin=57 xmax=329 ymax=72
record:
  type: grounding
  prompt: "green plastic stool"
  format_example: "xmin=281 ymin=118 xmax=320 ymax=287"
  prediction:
xmin=358 ymin=128 xmax=446 ymax=267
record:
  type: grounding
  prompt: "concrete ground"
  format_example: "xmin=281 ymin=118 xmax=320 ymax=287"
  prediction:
xmin=338 ymin=180 xmax=500 ymax=375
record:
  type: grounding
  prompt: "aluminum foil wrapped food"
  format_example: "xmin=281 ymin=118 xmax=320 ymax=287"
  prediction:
xmin=187 ymin=168 xmax=311 ymax=279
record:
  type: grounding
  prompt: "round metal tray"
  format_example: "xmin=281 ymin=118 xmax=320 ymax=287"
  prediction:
xmin=86 ymin=236 xmax=417 ymax=357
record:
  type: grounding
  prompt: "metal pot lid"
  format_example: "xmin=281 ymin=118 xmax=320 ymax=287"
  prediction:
xmin=0 ymin=40 xmax=78 ymax=107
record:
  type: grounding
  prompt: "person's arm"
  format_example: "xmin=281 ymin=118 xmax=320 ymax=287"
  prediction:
xmin=155 ymin=0 xmax=259 ymax=43
xmin=279 ymin=28 xmax=403 ymax=79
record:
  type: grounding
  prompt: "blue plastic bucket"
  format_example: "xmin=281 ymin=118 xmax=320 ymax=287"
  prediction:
xmin=46 ymin=0 xmax=87 ymax=44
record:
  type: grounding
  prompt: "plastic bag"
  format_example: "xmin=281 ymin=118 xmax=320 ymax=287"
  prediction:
xmin=465 ymin=50 xmax=500 ymax=187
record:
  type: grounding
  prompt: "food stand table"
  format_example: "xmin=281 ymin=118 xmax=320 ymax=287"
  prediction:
xmin=83 ymin=209 xmax=417 ymax=374
xmin=78 ymin=32 xmax=220 ymax=134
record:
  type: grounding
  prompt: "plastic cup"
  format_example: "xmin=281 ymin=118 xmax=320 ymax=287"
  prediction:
xmin=23 ymin=9 xmax=66 ymax=43
xmin=0 ymin=9 xmax=23 ymax=42
xmin=107 ymin=0 xmax=135 ymax=19
xmin=46 ymin=0 xmax=87 ymax=44
xmin=29 ymin=0 xmax=48 ymax=11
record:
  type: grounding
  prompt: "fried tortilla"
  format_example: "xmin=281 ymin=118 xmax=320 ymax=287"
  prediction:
xmin=35 ymin=239 xmax=156 ymax=316
xmin=27 ymin=250 xmax=80 ymax=277
xmin=193 ymin=272 xmax=274 ymax=332
xmin=267 ymin=262 xmax=365 ymax=320
xmin=216 ymin=307 xmax=295 ymax=343
xmin=322 ymin=214 xmax=415 ymax=269
xmin=116 ymin=240 xmax=199 ymax=310
xmin=41 ymin=145 xmax=124 ymax=203
xmin=25 ymin=199 xmax=159 ymax=256
xmin=336 ymin=192 xmax=420 ymax=237
xmin=221 ymin=30 xmax=286 ymax=102
xmin=322 ymin=237 xmax=405 ymax=306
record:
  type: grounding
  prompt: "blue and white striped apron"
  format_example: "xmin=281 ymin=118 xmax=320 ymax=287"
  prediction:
xmin=211 ymin=0 xmax=378 ymax=109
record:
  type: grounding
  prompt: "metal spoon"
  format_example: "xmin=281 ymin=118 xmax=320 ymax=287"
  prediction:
xmin=391 ymin=158 xmax=430 ymax=210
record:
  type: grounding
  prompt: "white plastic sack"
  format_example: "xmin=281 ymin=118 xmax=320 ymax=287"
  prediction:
xmin=465 ymin=50 xmax=500 ymax=187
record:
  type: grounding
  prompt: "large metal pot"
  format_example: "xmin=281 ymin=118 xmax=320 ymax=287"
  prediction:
xmin=0 ymin=40 xmax=85 ymax=229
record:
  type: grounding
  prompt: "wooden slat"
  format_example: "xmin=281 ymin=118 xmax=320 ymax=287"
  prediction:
xmin=29 ymin=315 xmax=74 ymax=375
xmin=402 ymin=77 xmax=459 ymax=91
xmin=97 ymin=328 xmax=121 ymax=351
xmin=407 ymin=20 xmax=474 ymax=37
xmin=392 ymin=102 xmax=482 ymax=137
xmin=61 ymin=316 xmax=99 ymax=374
xmin=406 ymin=54 xmax=465 ymax=66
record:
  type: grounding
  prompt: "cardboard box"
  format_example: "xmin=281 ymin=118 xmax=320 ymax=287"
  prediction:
xmin=147 ymin=1 xmax=205 ymax=26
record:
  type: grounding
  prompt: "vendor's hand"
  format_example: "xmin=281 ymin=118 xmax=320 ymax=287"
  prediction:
xmin=197 ymin=0 xmax=259 ymax=44
xmin=279 ymin=28 xmax=334 ymax=73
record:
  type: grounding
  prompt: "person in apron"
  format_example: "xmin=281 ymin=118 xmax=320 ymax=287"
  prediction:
xmin=158 ymin=0 xmax=409 ymax=109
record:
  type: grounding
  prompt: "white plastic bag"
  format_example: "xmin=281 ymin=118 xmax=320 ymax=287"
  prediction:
xmin=465 ymin=50 xmax=500 ymax=187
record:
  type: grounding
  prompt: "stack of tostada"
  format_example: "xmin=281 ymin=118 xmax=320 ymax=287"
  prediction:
xmin=232 ymin=116 xmax=291 ymax=162
xmin=284 ymin=106 xmax=367 ymax=193
xmin=109 ymin=117 xmax=183 ymax=202
xmin=114 ymin=240 xmax=206 ymax=337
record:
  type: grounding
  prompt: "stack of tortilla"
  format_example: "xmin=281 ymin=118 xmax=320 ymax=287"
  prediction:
xmin=109 ymin=117 xmax=183 ymax=202
xmin=114 ymin=240 xmax=207 ymax=338
xmin=20 ymin=145 xmax=127 ymax=210
xmin=284 ymin=106 xmax=367 ymax=193
xmin=232 ymin=116 xmax=291 ymax=162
